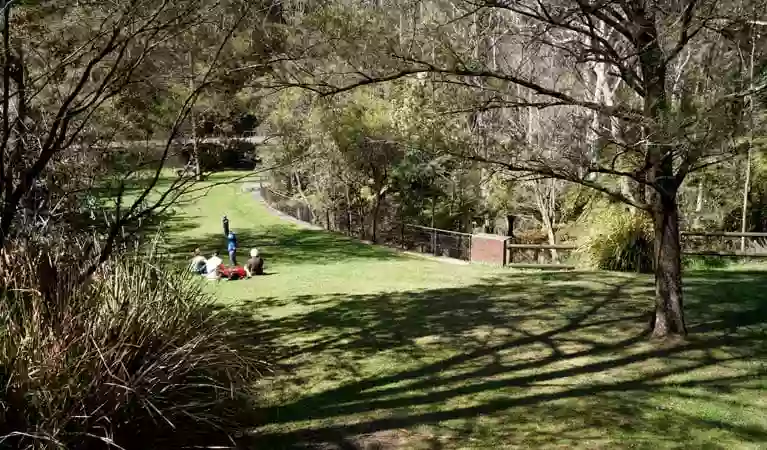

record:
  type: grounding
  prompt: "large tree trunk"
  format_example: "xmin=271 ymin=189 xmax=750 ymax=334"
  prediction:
xmin=636 ymin=12 xmax=687 ymax=339
xmin=693 ymin=179 xmax=704 ymax=229
xmin=650 ymin=194 xmax=687 ymax=338
xmin=533 ymin=180 xmax=558 ymax=261
xmin=344 ymin=185 xmax=352 ymax=233
xmin=293 ymin=171 xmax=315 ymax=223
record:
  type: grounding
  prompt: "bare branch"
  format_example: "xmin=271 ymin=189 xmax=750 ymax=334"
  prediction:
xmin=320 ymin=58 xmax=643 ymax=121
xmin=458 ymin=151 xmax=652 ymax=211
xmin=665 ymin=0 xmax=704 ymax=64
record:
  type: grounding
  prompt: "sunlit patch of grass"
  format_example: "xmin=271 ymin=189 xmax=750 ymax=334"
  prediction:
xmin=164 ymin=172 xmax=767 ymax=449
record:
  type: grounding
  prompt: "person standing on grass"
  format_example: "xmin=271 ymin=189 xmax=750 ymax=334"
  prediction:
xmin=222 ymin=215 xmax=229 ymax=237
xmin=227 ymin=230 xmax=238 ymax=265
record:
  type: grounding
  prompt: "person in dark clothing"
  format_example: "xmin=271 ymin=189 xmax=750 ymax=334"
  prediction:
xmin=245 ymin=248 xmax=265 ymax=277
xmin=222 ymin=215 xmax=230 ymax=236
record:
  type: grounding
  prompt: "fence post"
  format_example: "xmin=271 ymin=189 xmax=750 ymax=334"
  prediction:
xmin=430 ymin=197 xmax=436 ymax=255
xmin=503 ymin=239 xmax=508 ymax=266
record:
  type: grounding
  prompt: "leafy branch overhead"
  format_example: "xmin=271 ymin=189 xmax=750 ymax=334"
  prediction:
xmin=266 ymin=0 xmax=767 ymax=338
xmin=0 ymin=0 xmax=286 ymax=267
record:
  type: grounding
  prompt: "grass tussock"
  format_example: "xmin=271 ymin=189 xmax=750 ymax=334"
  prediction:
xmin=578 ymin=207 xmax=655 ymax=273
xmin=0 ymin=244 xmax=267 ymax=449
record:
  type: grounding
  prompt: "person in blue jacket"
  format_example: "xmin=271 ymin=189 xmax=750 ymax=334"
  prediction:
xmin=227 ymin=231 xmax=238 ymax=265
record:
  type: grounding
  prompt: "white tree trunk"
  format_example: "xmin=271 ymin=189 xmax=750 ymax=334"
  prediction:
xmin=741 ymin=23 xmax=757 ymax=252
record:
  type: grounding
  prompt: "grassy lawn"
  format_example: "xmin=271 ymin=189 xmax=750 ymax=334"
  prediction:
xmin=164 ymin=173 xmax=767 ymax=450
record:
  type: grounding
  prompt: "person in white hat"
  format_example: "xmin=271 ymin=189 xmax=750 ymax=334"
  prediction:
xmin=244 ymin=248 xmax=264 ymax=277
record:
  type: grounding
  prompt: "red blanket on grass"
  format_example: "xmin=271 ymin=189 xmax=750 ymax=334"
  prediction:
xmin=218 ymin=265 xmax=247 ymax=280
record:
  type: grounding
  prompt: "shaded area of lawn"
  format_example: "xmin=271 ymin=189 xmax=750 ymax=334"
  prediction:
xmin=167 ymin=224 xmax=402 ymax=266
xmin=152 ymin=174 xmax=766 ymax=449
xmin=218 ymin=270 xmax=767 ymax=449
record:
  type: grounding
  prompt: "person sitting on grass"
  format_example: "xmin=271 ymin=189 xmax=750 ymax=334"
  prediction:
xmin=205 ymin=251 xmax=223 ymax=280
xmin=245 ymin=248 xmax=264 ymax=277
xmin=189 ymin=248 xmax=207 ymax=274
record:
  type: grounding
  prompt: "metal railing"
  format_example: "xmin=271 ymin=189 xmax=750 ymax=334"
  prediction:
xmin=259 ymin=185 xmax=315 ymax=223
xmin=400 ymin=224 xmax=472 ymax=260
xmin=258 ymin=186 xmax=473 ymax=261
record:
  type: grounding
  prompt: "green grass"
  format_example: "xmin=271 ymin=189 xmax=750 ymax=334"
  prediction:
xmin=161 ymin=172 xmax=767 ymax=450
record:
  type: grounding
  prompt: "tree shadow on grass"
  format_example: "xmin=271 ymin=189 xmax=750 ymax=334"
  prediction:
xmin=219 ymin=270 xmax=767 ymax=449
xmin=165 ymin=224 xmax=404 ymax=266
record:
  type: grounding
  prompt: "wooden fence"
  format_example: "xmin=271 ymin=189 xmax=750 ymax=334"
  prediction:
xmin=681 ymin=231 xmax=767 ymax=257
xmin=258 ymin=184 xmax=767 ymax=267
xmin=505 ymin=231 xmax=767 ymax=269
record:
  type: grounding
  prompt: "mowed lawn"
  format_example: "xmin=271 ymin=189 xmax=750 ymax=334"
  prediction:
xmin=165 ymin=173 xmax=767 ymax=450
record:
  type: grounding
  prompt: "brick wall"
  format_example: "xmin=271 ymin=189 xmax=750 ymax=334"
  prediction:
xmin=470 ymin=233 xmax=510 ymax=265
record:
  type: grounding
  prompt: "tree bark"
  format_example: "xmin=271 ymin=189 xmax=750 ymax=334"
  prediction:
xmin=371 ymin=191 xmax=384 ymax=243
xmin=694 ymin=179 xmax=703 ymax=229
xmin=635 ymin=9 xmax=687 ymax=338
xmin=650 ymin=194 xmax=687 ymax=338
xmin=533 ymin=180 xmax=558 ymax=261
xmin=741 ymin=144 xmax=752 ymax=251
xmin=188 ymin=51 xmax=202 ymax=181
xmin=506 ymin=215 xmax=515 ymax=237
xmin=293 ymin=171 xmax=315 ymax=222
xmin=344 ymin=185 xmax=352 ymax=233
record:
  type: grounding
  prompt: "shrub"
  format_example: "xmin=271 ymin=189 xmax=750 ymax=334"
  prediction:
xmin=198 ymin=142 xmax=259 ymax=172
xmin=578 ymin=207 xmax=655 ymax=273
xmin=683 ymin=255 xmax=730 ymax=270
xmin=0 ymin=248 xmax=267 ymax=449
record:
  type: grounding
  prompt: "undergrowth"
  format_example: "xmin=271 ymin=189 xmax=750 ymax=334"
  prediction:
xmin=0 ymin=245 xmax=267 ymax=449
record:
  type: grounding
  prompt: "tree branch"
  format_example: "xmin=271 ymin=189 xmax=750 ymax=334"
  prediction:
xmin=665 ymin=0 xmax=703 ymax=64
xmin=321 ymin=58 xmax=643 ymax=121
xmin=446 ymin=150 xmax=651 ymax=211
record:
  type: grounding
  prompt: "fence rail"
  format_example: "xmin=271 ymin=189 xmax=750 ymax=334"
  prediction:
xmin=400 ymin=224 xmax=472 ymax=260
xmin=505 ymin=242 xmax=578 ymax=267
xmin=684 ymin=250 xmax=767 ymax=257
xmin=681 ymin=230 xmax=767 ymax=258
xmin=506 ymin=232 xmax=767 ymax=268
xmin=258 ymin=185 xmax=473 ymax=261
xmin=506 ymin=243 xmax=577 ymax=250
xmin=682 ymin=231 xmax=767 ymax=238
xmin=259 ymin=185 xmax=315 ymax=223
xmin=258 ymin=184 xmax=767 ymax=265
